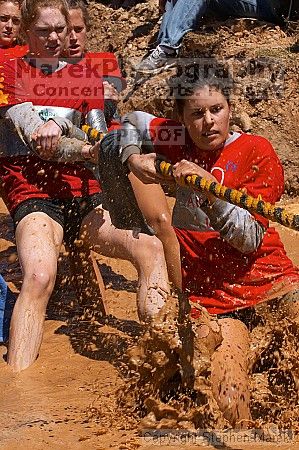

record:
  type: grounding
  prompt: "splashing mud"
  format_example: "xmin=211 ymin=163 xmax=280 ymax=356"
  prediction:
xmin=250 ymin=291 xmax=299 ymax=432
xmin=112 ymin=289 xmax=299 ymax=445
xmin=118 ymin=293 xmax=224 ymax=431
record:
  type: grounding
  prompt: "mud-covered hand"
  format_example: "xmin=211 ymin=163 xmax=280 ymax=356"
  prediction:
xmin=173 ymin=159 xmax=218 ymax=204
xmin=127 ymin=153 xmax=169 ymax=184
xmin=31 ymin=121 xmax=62 ymax=159
xmin=81 ymin=141 xmax=101 ymax=163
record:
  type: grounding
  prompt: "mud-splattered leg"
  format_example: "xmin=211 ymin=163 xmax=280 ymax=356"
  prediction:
xmin=81 ymin=206 xmax=170 ymax=322
xmin=129 ymin=174 xmax=182 ymax=291
xmin=8 ymin=213 xmax=63 ymax=372
xmin=278 ymin=291 xmax=299 ymax=391
xmin=211 ymin=318 xmax=251 ymax=428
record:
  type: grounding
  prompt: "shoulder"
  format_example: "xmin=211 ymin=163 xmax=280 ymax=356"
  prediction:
xmin=229 ymin=133 xmax=281 ymax=169
xmin=238 ymin=133 xmax=278 ymax=155
xmin=0 ymin=57 xmax=26 ymax=106
xmin=9 ymin=45 xmax=28 ymax=58
xmin=0 ymin=55 xmax=23 ymax=70
xmin=85 ymin=51 xmax=119 ymax=69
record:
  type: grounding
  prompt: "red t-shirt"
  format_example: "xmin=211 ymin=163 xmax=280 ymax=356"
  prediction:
xmin=85 ymin=52 xmax=126 ymax=92
xmin=0 ymin=44 xmax=28 ymax=61
xmin=0 ymin=57 xmax=104 ymax=212
xmin=148 ymin=117 xmax=299 ymax=314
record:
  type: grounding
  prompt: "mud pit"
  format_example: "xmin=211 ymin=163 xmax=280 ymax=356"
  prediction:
xmin=1 ymin=199 xmax=299 ymax=449
xmin=1 ymin=1 xmax=299 ymax=448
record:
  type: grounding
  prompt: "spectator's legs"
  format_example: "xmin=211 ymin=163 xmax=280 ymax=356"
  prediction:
xmin=8 ymin=213 xmax=63 ymax=372
xmin=157 ymin=0 xmax=209 ymax=50
xmin=81 ymin=206 xmax=170 ymax=322
xmin=157 ymin=0 xmax=280 ymax=51
xmin=211 ymin=0 xmax=280 ymax=23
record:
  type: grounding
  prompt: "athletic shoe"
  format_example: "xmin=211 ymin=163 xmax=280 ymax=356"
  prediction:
xmin=135 ymin=45 xmax=177 ymax=75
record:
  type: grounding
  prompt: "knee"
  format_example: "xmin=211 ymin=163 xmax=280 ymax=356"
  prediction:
xmin=22 ymin=269 xmax=56 ymax=298
xmin=132 ymin=235 xmax=166 ymax=270
xmin=141 ymin=235 xmax=165 ymax=257
xmin=148 ymin=212 xmax=173 ymax=238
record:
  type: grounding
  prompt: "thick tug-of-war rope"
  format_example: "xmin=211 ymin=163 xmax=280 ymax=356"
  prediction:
xmin=78 ymin=124 xmax=299 ymax=231
xmin=156 ymin=159 xmax=299 ymax=232
xmin=81 ymin=124 xmax=106 ymax=143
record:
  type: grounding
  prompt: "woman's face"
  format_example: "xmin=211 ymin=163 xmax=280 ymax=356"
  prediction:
xmin=180 ymin=85 xmax=231 ymax=151
xmin=65 ymin=8 xmax=86 ymax=58
xmin=0 ymin=1 xmax=21 ymax=48
xmin=26 ymin=7 xmax=68 ymax=59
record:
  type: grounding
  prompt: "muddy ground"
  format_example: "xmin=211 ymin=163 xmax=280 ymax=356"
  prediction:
xmin=0 ymin=1 xmax=299 ymax=449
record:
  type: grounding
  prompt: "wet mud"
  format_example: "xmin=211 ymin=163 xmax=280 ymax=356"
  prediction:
xmin=1 ymin=204 xmax=299 ymax=450
xmin=119 ymin=294 xmax=223 ymax=431
xmin=0 ymin=0 xmax=299 ymax=445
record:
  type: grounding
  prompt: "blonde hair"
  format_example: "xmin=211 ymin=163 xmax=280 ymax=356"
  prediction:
xmin=21 ymin=0 xmax=71 ymax=35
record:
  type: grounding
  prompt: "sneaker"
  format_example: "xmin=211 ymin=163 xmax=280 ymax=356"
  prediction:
xmin=135 ymin=45 xmax=177 ymax=75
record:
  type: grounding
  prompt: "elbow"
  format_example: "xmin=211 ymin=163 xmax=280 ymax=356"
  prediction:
xmin=238 ymin=241 xmax=260 ymax=254
xmin=232 ymin=232 xmax=264 ymax=254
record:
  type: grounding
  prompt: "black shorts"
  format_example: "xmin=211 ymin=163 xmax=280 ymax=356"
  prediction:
xmin=99 ymin=129 xmax=154 ymax=235
xmin=12 ymin=193 xmax=103 ymax=248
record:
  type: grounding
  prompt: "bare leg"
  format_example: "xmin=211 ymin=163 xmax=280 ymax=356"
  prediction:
xmin=276 ymin=291 xmax=299 ymax=391
xmin=8 ymin=213 xmax=63 ymax=372
xmin=129 ymin=173 xmax=182 ymax=290
xmin=211 ymin=318 xmax=251 ymax=428
xmin=81 ymin=206 xmax=169 ymax=321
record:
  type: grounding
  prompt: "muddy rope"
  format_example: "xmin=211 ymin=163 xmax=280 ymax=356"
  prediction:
xmin=81 ymin=125 xmax=106 ymax=143
xmin=155 ymin=159 xmax=299 ymax=232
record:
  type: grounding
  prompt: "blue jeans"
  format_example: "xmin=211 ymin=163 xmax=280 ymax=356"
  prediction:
xmin=0 ymin=274 xmax=16 ymax=343
xmin=157 ymin=0 xmax=281 ymax=49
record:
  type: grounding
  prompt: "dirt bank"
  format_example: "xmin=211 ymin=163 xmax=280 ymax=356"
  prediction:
xmin=87 ymin=1 xmax=299 ymax=196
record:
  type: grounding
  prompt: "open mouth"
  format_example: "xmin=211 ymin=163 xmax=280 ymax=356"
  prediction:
xmin=68 ymin=45 xmax=81 ymax=55
xmin=202 ymin=131 xmax=218 ymax=137
xmin=46 ymin=45 xmax=60 ymax=53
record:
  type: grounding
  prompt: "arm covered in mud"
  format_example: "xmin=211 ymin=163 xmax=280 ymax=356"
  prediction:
xmin=120 ymin=111 xmax=154 ymax=164
xmin=173 ymin=160 xmax=265 ymax=254
xmin=120 ymin=111 xmax=171 ymax=184
xmin=0 ymin=102 xmax=98 ymax=162
xmin=202 ymin=199 xmax=265 ymax=253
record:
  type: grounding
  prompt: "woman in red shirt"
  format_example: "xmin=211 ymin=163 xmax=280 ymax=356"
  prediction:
xmin=0 ymin=0 xmax=169 ymax=372
xmin=65 ymin=0 xmax=126 ymax=128
xmin=0 ymin=0 xmax=27 ymax=58
xmin=99 ymin=73 xmax=299 ymax=426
